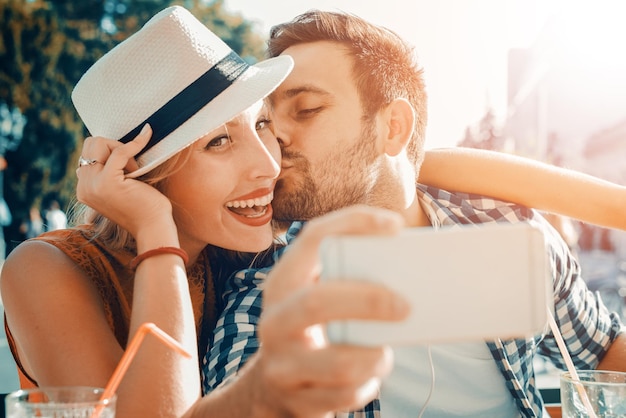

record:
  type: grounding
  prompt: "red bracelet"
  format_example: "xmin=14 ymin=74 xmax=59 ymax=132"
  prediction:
xmin=129 ymin=247 xmax=189 ymax=270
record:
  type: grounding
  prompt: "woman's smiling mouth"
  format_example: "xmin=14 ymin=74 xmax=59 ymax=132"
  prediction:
xmin=225 ymin=192 xmax=274 ymax=225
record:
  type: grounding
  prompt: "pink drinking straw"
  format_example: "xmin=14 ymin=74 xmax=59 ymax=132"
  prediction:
xmin=546 ymin=308 xmax=598 ymax=418
xmin=91 ymin=322 xmax=192 ymax=418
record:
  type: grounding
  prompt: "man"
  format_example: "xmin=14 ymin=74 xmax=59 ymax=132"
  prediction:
xmin=204 ymin=10 xmax=625 ymax=417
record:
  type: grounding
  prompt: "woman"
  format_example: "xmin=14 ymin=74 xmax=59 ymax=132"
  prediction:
xmin=1 ymin=7 xmax=410 ymax=417
xmin=0 ymin=5 xmax=301 ymax=416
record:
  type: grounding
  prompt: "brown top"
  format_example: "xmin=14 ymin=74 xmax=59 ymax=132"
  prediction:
xmin=4 ymin=225 xmax=216 ymax=388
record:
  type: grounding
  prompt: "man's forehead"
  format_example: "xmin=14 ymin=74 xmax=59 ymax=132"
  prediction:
xmin=271 ymin=84 xmax=331 ymax=101
xmin=270 ymin=42 xmax=355 ymax=105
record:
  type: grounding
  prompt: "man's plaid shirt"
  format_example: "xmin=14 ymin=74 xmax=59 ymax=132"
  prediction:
xmin=202 ymin=185 xmax=623 ymax=417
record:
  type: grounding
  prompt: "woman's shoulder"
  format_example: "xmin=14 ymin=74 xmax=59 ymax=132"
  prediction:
xmin=6 ymin=225 xmax=133 ymax=291
xmin=2 ymin=225 xmax=134 ymax=325
xmin=1 ymin=227 xmax=102 ymax=307
xmin=31 ymin=225 xmax=132 ymax=268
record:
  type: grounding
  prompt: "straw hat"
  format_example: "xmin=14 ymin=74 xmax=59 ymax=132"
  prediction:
xmin=72 ymin=5 xmax=293 ymax=178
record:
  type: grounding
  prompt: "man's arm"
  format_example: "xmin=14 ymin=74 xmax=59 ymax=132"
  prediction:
xmin=420 ymin=148 xmax=626 ymax=230
xmin=597 ymin=332 xmax=626 ymax=371
xmin=194 ymin=206 xmax=410 ymax=417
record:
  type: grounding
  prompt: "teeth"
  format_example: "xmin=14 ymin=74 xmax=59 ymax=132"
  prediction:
xmin=226 ymin=192 xmax=273 ymax=209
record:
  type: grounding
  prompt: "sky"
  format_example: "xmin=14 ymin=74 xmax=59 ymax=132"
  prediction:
xmin=222 ymin=0 xmax=549 ymax=149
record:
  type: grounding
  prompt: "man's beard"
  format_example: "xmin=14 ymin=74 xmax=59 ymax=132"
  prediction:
xmin=273 ymin=124 xmax=379 ymax=223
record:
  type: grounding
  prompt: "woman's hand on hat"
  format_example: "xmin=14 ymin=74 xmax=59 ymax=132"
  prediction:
xmin=76 ymin=124 xmax=175 ymax=239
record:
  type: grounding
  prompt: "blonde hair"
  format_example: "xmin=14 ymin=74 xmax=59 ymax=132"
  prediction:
xmin=68 ymin=147 xmax=193 ymax=252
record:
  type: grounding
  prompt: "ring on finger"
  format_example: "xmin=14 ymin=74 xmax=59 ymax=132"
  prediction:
xmin=78 ymin=156 xmax=103 ymax=167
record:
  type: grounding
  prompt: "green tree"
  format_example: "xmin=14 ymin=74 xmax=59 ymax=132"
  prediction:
xmin=0 ymin=0 xmax=265 ymax=253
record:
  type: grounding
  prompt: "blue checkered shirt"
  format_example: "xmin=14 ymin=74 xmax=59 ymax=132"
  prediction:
xmin=202 ymin=185 xmax=623 ymax=417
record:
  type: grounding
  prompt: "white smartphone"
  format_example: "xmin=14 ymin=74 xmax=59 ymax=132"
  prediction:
xmin=319 ymin=222 xmax=552 ymax=346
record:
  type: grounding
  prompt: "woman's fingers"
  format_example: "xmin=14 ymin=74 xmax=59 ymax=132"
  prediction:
xmin=74 ymin=124 xmax=172 ymax=236
xmin=106 ymin=124 xmax=152 ymax=174
xmin=77 ymin=123 xmax=152 ymax=177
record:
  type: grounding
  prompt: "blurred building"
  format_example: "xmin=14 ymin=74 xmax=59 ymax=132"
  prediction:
xmin=583 ymin=119 xmax=626 ymax=184
xmin=505 ymin=7 xmax=626 ymax=179
xmin=503 ymin=5 xmax=626 ymax=258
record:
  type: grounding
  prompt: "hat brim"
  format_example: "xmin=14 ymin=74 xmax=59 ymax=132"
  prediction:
xmin=127 ymin=54 xmax=294 ymax=178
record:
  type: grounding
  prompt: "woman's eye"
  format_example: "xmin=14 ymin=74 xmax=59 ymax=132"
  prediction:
xmin=205 ymin=135 xmax=230 ymax=149
xmin=256 ymin=117 xmax=272 ymax=131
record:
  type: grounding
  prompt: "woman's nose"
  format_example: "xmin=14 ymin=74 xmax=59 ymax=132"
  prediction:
xmin=247 ymin=133 xmax=281 ymax=180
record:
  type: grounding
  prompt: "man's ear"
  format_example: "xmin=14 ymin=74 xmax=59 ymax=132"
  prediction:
xmin=383 ymin=98 xmax=415 ymax=157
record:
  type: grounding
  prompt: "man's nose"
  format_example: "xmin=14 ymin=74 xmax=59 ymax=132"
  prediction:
xmin=273 ymin=120 xmax=290 ymax=148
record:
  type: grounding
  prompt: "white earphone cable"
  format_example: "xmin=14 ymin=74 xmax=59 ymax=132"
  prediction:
xmin=417 ymin=344 xmax=435 ymax=418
